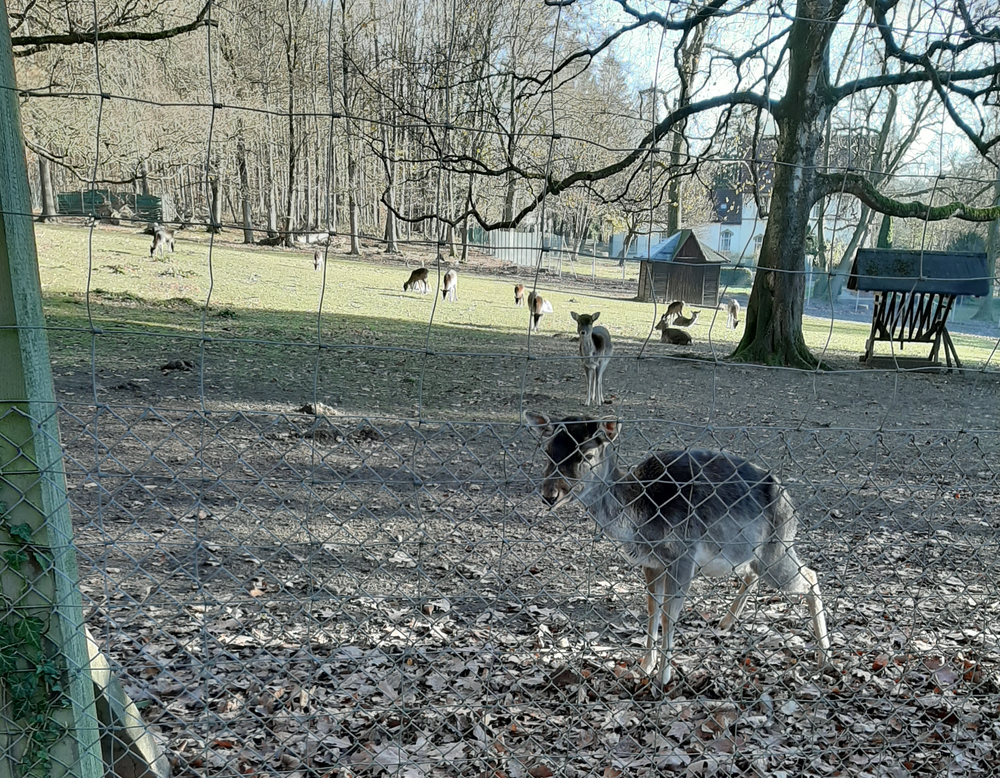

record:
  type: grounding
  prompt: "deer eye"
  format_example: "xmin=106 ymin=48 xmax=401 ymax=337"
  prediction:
xmin=583 ymin=450 xmax=598 ymax=462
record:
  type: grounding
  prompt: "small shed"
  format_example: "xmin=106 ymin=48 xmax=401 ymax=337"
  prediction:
xmin=847 ymin=248 xmax=989 ymax=369
xmin=636 ymin=230 xmax=727 ymax=306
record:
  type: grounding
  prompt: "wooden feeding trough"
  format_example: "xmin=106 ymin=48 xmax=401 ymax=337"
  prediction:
xmin=847 ymin=248 xmax=989 ymax=369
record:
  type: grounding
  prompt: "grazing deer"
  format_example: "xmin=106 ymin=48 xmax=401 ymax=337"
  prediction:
xmin=570 ymin=312 xmax=613 ymax=406
xmin=672 ymin=310 xmax=699 ymax=328
xmin=442 ymin=269 xmax=458 ymax=302
xmin=149 ymin=223 xmax=176 ymax=259
xmin=726 ymin=298 xmax=741 ymax=330
xmin=403 ymin=267 xmax=430 ymax=294
xmin=527 ymin=291 xmax=553 ymax=331
xmin=313 ymin=251 xmax=323 ymax=271
xmin=523 ymin=412 xmax=831 ymax=685
xmin=665 ymin=299 xmax=685 ymax=324
xmin=514 ymin=283 xmax=525 ymax=307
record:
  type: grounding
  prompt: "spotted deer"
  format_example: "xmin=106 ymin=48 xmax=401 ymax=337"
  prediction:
xmin=570 ymin=312 xmax=613 ymax=406
xmin=523 ymin=412 xmax=831 ymax=685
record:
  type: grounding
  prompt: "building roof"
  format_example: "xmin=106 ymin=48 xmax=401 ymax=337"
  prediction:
xmin=848 ymin=249 xmax=990 ymax=296
xmin=640 ymin=229 xmax=727 ymax=265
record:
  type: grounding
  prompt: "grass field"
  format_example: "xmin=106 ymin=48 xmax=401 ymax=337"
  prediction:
xmin=34 ymin=222 xmax=1000 ymax=423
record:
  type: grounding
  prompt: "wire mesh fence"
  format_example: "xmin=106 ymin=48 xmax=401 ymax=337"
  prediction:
xmin=6 ymin=0 xmax=1000 ymax=775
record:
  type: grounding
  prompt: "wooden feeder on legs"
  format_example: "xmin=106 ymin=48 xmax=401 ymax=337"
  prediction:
xmin=847 ymin=248 xmax=989 ymax=370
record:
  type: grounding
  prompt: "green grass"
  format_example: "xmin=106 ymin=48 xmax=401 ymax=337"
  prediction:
xmin=31 ymin=223 xmax=1000 ymax=419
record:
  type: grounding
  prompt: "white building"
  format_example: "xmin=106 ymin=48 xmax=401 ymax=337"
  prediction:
xmin=692 ymin=188 xmax=766 ymax=266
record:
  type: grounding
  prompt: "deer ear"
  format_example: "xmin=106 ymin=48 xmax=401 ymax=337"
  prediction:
xmin=599 ymin=420 xmax=619 ymax=442
xmin=591 ymin=312 xmax=600 ymax=322
xmin=570 ymin=311 xmax=579 ymax=321
xmin=523 ymin=411 xmax=553 ymax=438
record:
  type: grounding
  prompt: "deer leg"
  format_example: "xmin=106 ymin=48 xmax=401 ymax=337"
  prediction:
xmin=657 ymin=558 xmax=695 ymax=685
xmin=719 ymin=569 xmax=759 ymax=630
xmin=640 ymin=567 xmax=661 ymax=674
xmin=781 ymin=564 xmax=831 ymax=670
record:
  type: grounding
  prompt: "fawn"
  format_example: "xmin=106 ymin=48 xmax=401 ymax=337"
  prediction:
xmin=570 ymin=312 xmax=613 ymax=406
xmin=514 ymin=284 xmax=525 ymax=307
xmin=726 ymin=298 xmax=741 ymax=330
xmin=149 ymin=224 xmax=176 ymax=259
xmin=524 ymin=412 xmax=831 ymax=685
xmin=442 ymin=269 xmax=458 ymax=302
xmin=403 ymin=267 xmax=430 ymax=294
xmin=313 ymin=251 xmax=323 ymax=271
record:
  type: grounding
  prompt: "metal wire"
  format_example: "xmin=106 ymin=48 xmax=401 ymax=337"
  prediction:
xmin=6 ymin=1 xmax=1000 ymax=776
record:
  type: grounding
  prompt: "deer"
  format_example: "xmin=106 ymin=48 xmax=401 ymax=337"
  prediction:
xmin=514 ymin=284 xmax=525 ymax=307
xmin=570 ymin=312 xmax=613 ymax=406
xmin=655 ymin=313 xmax=693 ymax=344
xmin=523 ymin=412 xmax=831 ymax=685
xmin=403 ymin=267 xmax=430 ymax=294
xmin=664 ymin=299 xmax=685 ymax=324
xmin=149 ymin=223 xmax=176 ymax=259
xmin=726 ymin=298 xmax=741 ymax=330
xmin=442 ymin=269 xmax=458 ymax=302
xmin=672 ymin=310 xmax=699 ymax=328
xmin=313 ymin=251 xmax=323 ymax=271
xmin=659 ymin=327 xmax=693 ymax=345
xmin=527 ymin=291 xmax=553 ymax=331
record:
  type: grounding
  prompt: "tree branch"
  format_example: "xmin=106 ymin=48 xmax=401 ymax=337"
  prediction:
xmin=817 ymin=171 xmax=1000 ymax=222
xmin=11 ymin=1 xmax=216 ymax=54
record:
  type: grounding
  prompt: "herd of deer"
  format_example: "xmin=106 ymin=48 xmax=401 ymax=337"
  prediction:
xmin=146 ymin=235 xmax=800 ymax=684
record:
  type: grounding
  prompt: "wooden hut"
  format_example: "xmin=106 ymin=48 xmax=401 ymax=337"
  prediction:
xmin=847 ymin=248 xmax=989 ymax=369
xmin=636 ymin=230 xmax=727 ymax=306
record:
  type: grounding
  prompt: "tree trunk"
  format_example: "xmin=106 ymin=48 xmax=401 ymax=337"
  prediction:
xmin=732 ymin=2 xmax=835 ymax=368
xmin=973 ymin=179 xmax=1000 ymax=323
xmin=826 ymin=204 xmax=873 ymax=301
xmin=208 ymin=171 xmax=222 ymax=234
xmin=37 ymin=155 xmax=58 ymax=222
xmin=237 ymin=133 xmax=254 ymax=243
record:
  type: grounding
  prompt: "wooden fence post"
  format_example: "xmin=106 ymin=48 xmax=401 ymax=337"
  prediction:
xmin=0 ymin=4 xmax=104 ymax=775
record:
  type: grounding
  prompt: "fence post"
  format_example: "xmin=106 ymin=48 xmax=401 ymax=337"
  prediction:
xmin=0 ymin=5 xmax=104 ymax=776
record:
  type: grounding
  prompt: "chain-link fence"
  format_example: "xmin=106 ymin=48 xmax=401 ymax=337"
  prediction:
xmin=6 ymin=0 xmax=1000 ymax=775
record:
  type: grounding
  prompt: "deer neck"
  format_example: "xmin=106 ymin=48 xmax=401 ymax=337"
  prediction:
xmin=579 ymin=330 xmax=597 ymax=357
xmin=578 ymin=452 xmax=628 ymax=530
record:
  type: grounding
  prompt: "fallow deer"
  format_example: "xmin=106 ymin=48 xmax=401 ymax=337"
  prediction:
xmin=149 ymin=223 xmax=176 ymax=259
xmin=403 ymin=267 xmax=430 ymax=294
xmin=570 ymin=312 xmax=613 ymax=406
xmin=442 ymin=269 xmax=458 ymax=302
xmin=523 ymin=412 xmax=831 ymax=685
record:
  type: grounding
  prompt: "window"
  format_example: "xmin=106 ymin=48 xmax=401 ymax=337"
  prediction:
xmin=720 ymin=230 xmax=733 ymax=253
xmin=753 ymin=235 xmax=763 ymax=255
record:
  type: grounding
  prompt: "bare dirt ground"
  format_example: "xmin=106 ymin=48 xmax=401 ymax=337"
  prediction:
xmin=48 ymin=243 xmax=1000 ymax=777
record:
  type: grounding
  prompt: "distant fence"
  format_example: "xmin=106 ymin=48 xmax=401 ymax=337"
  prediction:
xmin=57 ymin=190 xmax=162 ymax=222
